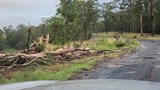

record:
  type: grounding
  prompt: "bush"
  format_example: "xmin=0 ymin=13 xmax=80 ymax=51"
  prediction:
xmin=132 ymin=35 xmax=137 ymax=39
xmin=115 ymin=40 xmax=126 ymax=47
xmin=36 ymin=43 xmax=45 ymax=52
xmin=72 ymin=42 xmax=81 ymax=48
xmin=114 ymin=34 xmax=121 ymax=41
xmin=128 ymin=39 xmax=139 ymax=45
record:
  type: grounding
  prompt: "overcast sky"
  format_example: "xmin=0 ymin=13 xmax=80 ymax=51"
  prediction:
xmin=0 ymin=0 xmax=111 ymax=28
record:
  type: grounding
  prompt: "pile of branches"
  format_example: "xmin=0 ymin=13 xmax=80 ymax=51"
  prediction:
xmin=0 ymin=27 xmax=112 ymax=71
xmin=48 ymin=47 xmax=103 ymax=60
xmin=0 ymin=46 xmax=104 ymax=69
xmin=0 ymin=52 xmax=46 ymax=67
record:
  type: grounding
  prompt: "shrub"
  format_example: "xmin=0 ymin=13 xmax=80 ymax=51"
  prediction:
xmin=115 ymin=40 xmax=126 ymax=47
xmin=128 ymin=39 xmax=139 ymax=45
xmin=132 ymin=35 xmax=137 ymax=39
xmin=36 ymin=43 xmax=45 ymax=52
xmin=72 ymin=42 xmax=81 ymax=48
xmin=114 ymin=34 xmax=121 ymax=41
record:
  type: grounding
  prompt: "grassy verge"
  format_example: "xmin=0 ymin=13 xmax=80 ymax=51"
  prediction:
xmin=122 ymin=32 xmax=160 ymax=40
xmin=0 ymin=56 xmax=103 ymax=83
xmin=0 ymin=32 xmax=140 ymax=84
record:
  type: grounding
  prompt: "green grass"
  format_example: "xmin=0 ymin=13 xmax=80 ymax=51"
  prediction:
xmin=0 ymin=32 xmax=141 ymax=84
xmin=122 ymin=32 xmax=160 ymax=40
xmin=84 ymin=33 xmax=140 ymax=51
xmin=88 ymin=38 xmax=117 ymax=50
xmin=3 ymin=57 xmax=98 ymax=83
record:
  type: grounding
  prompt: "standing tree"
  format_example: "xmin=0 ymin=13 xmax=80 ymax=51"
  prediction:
xmin=0 ymin=29 xmax=5 ymax=51
xmin=101 ymin=2 xmax=114 ymax=34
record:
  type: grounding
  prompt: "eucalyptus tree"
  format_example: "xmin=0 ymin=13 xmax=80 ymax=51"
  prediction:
xmin=46 ymin=16 xmax=66 ymax=47
xmin=101 ymin=2 xmax=115 ymax=34
xmin=47 ymin=0 xmax=99 ymax=47
xmin=149 ymin=0 xmax=160 ymax=36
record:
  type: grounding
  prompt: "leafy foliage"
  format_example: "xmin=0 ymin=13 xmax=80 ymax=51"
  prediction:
xmin=115 ymin=40 xmax=126 ymax=47
xmin=45 ymin=0 xmax=99 ymax=47
xmin=37 ymin=43 xmax=45 ymax=53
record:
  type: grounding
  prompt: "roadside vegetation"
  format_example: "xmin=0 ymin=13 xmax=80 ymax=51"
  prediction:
xmin=0 ymin=32 xmax=140 ymax=83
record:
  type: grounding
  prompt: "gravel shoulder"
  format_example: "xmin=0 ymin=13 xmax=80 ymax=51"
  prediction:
xmin=70 ymin=40 xmax=160 ymax=82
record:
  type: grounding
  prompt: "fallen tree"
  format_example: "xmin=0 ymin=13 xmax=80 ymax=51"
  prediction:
xmin=0 ymin=46 xmax=103 ymax=68
xmin=0 ymin=53 xmax=6 ymax=59
xmin=0 ymin=27 xmax=112 ymax=69
xmin=0 ymin=52 xmax=46 ymax=66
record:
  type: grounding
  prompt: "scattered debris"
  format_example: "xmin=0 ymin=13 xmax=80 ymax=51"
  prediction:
xmin=0 ymin=27 xmax=114 ymax=73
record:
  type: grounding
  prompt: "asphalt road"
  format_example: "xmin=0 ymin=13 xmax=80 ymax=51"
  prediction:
xmin=71 ymin=40 xmax=160 ymax=82
xmin=24 ymin=79 xmax=160 ymax=90
xmin=0 ymin=81 xmax=56 ymax=90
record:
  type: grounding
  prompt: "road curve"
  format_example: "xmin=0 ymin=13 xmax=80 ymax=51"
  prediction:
xmin=0 ymin=81 xmax=56 ymax=90
xmin=70 ymin=40 xmax=160 ymax=82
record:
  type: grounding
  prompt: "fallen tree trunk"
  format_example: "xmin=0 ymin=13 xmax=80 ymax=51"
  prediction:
xmin=0 ymin=55 xmax=19 ymax=66
xmin=0 ymin=46 xmax=116 ymax=67
xmin=0 ymin=53 xmax=6 ymax=59
xmin=48 ymin=47 xmax=76 ymax=56
xmin=0 ymin=52 xmax=47 ymax=66
xmin=20 ymin=52 xmax=46 ymax=59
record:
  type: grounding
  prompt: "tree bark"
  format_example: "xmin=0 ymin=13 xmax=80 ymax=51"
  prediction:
xmin=140 ymin=14 xmax=143 ymax=36
xmin=150 ymin=0 xmax=156 ymax=36
xmin=128 ymin=0 xmax=132 ymax=33
xmin=105 ymin=23 xmax=108 ymax=34
xmin=139 ymin=0 xmax=143 ymax=36
xmin=0 ymin=52 xmax=46 ymax=66
xmin=27 ymin=27 xmax=31 ymax=52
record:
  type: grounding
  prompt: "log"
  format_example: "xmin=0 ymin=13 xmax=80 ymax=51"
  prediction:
xmin=76 ymin=48 xmax=90 ymax=51
xmin=0 ymin=56 xmax=19 ymax=66
xmin=0 ymin=51 xmax=5 ymax=53
xmin=73 ymin=51 xmax=87 ymax=58
xmin=0 ymin=46 xmax=110 ymax=67
xmin=49 ymin=46 xmax=76 ymax=56
xmin=0 ymin=52 xmax=47 ymax=66
xmin=20 ymin=52 xmax=46 ymax=59
xmin=0 ymin=53 xmax=6 ymax=59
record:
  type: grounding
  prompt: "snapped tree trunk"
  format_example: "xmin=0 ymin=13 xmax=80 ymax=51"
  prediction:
xmin=27 ymin=27 xmax=31 ymax=52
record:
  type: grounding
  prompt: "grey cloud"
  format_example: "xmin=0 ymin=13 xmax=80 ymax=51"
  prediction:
xmin=0 ymin=0 xmax=60 ymax=28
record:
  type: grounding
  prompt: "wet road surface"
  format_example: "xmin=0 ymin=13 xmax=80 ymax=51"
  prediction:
xmin=70 ymin=40 xmax=160 ymax=82
xmin=0 ymin=81 xmax=56 ymax=90
xmin=24 ymin=79 xmax=160 ymax=90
